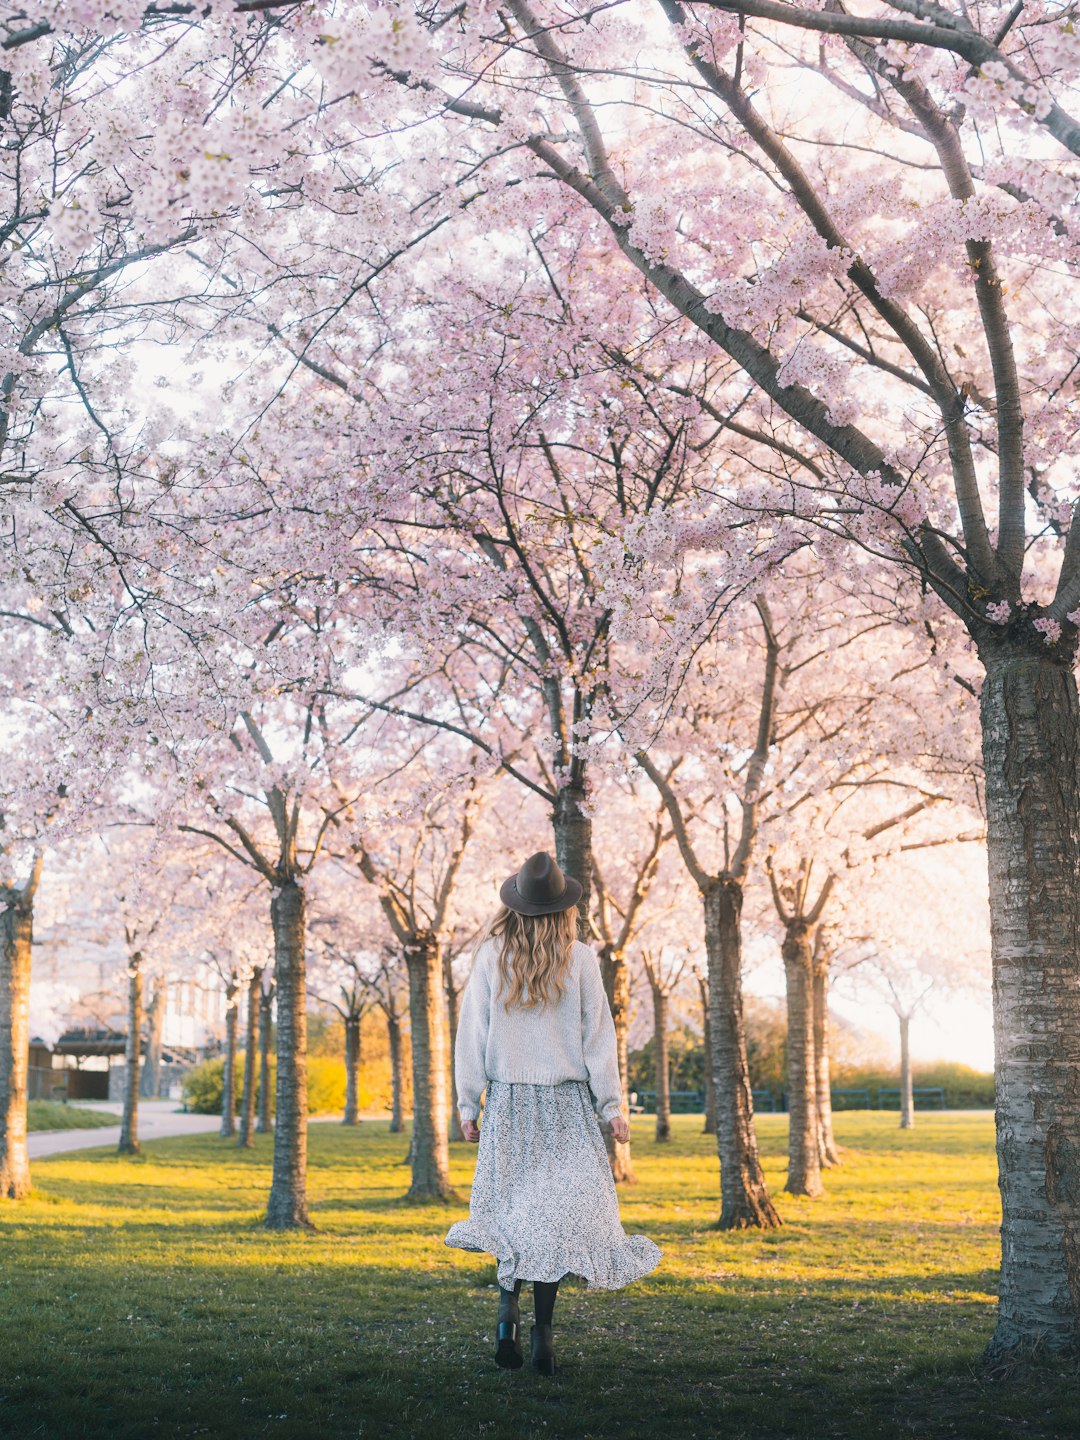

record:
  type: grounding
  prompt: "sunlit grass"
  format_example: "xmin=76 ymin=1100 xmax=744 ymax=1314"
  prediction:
xmin=0 ymin=1112 xmax=1076 ymax=1439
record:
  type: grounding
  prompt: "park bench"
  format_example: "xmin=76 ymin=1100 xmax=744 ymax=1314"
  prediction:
xmin=633 ymin=1089 xmax=705 ymax=1113
xmin=752 ymin=1089 xmax=776 ymax=1112
xmin=877 ymin=1086 xmax=946 ymax=1110
xmin=830 ymin=1088 xmax=872 ymax=1110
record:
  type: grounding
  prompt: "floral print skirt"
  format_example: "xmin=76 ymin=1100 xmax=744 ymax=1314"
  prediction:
xmin=444 ymin=1079 xmax=662 ymax=1290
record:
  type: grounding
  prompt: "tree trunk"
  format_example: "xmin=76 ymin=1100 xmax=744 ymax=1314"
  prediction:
xmin=812 ymin=955 xmax=840 ymax=1166
xmin=220 ymin=978 xmax=238 ymax=1139
xmin=239 ymin=968 xmax=260 ymax=1148
xmin=118 ymin=953 xmax=143 ymax=1156
xmin=651 ymin=983 xmax=671 ymax=1143
xmin=265 ymin=881 xmax=310 ymax=1229
xmin=343 ymin=1013 xmax=361 ymax=1126
xmin=256 ymin=979 xmax=273 ymax=1134
xmin=981 ymin=649 xmax=1080 ymax=1357
xmin=599 ymin=944 xmax=636 ymax=1183
xmin=898 ymin=1012 xmax=915 ymax=1131
xmin=444 ymin=953 xmax=462 ymax=1143
xmin=703 ymin=880 xmax=780 ymax=1229
xmin=387 ymin=1013 xmax=404 ymax=1134
xmin=782 ymin=924 xmax=823 ymax=1198
xmin=0 ymin=892 xmax=33 ymax=1199
xmin=404 ymin=934 xmax=455 ymax=1200
xmin=552 ymin=782 xmax=593 ymax=934
xmin=140 ymin=985 xmax=165 ymax=1099
xmin=699 ymin=975 xmax=718 ymax=1137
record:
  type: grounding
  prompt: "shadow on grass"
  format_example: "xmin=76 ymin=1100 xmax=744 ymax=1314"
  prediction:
xmin=4 ymin=1114 xmax=1075 ymax=1439
xmin=0 ymin=1251 xmax=1073 ymax=1440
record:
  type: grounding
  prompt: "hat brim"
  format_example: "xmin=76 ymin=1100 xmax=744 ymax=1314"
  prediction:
xmin=499 ymin=873 xmax=583 ymax=916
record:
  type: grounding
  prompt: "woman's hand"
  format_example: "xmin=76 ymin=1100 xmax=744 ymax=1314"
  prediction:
xmin=462 ymin=1119 xmax=480 ymax=1143
xmin=608 ymin=1113 xmax=630 ymax=1144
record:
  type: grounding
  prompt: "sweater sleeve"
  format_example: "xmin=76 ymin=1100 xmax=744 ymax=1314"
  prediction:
xmin=455 ymin=945 xmax=491 ymax=1123
xmin=579 ymin=947 xmax=624 ymax=1122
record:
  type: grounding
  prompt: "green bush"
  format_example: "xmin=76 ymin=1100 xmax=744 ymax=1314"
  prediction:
xmin=182 ymin=1053 xmax=347 ymax=1116
xmin=182 ymin=1057 xmax=237 ymax=1115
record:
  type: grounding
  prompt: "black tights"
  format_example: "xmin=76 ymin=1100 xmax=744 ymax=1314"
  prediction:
xmin=499 ymin=1278 xmax=560 ymax=1327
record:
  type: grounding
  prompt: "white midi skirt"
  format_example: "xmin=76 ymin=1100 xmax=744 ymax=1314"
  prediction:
xmin=444 ymin=1079 xmax=662 ymax=1290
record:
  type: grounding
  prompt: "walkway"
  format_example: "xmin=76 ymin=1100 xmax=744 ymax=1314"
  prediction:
xmin=28 ymin=1100 xmax=220 ymax=1158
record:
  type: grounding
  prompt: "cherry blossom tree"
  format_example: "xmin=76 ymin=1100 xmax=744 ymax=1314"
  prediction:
xmin=640 ymin=947 xmax=687 ymax=1143
xmin=591 ymin=788 xmax=677 ymax=1182
xmin=637 ymin=599 xmax=782 ymax=1229
xmin=330 ymin=754 xmax=485 ymax=1201
xmin=9 ymin=0 xmax=1080 ymax=1352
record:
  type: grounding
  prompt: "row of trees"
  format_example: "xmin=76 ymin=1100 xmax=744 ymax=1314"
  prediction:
xmin=0 ymin=0 xmax=1076 ymax=1357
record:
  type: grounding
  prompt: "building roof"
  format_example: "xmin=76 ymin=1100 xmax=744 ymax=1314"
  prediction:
xmin=54 ymin=1028 xmax=128 ymax=1057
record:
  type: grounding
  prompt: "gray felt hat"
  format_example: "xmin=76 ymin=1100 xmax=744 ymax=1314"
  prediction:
xmin=499 ymin=851 xmax=582 ymax=916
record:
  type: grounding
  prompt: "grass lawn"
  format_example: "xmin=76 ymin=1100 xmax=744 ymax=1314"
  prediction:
xmin=27 ymin=1101 xmax=118 ymax=1132
xmin=1 ymin=1112 xmax=1077 ymax=1440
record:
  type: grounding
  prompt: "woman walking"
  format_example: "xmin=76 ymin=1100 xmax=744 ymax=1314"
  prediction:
xmin=445 ymin=852 xmax=661 ymax=1375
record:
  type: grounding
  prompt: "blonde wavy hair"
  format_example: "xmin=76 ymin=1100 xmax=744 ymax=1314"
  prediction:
xmin=486 ymin=904 xmax=578 ymax=1011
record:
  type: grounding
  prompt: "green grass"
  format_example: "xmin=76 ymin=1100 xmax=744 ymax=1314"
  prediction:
xmin=0 ymin=1113 xmax=1076 ymax=1440
xmin=27 ymin=1100 xmax=118 ymax=1132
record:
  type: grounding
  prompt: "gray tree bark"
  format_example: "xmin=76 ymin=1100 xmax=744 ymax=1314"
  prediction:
xmin=698 ymin=973 xmax=718 ymax=1137
xmin=140 ymin=984 xmax=165 ymax=1099
xmin=0 ymin=885 xmax=34 ymax=1199
xmin=256 ymin=977 xmax=273 ymax=1134
xmin=899 ymin=1012 xmax=914 ymax=1131
xmin=599 ymin=944 xmax=636 ymax=1182
xmin=704 ymin=881 xmax=781 ymax=1229
xmin=343 ymin=1013 xmax=361 ymax=1126
xmin=553 ymin=783 xmax=593 ymax=933
xmin=812 ymin=956 xmax=840 ymax=1166
xmin=220 ymin=976 xmax=239 ymax=1139
xmin=782 ymin=924 xmax=823 ymax=1198
xmin=444 ymin=952 xmax=462 ymax=1143
xmin=981 ymin=648 xmax=1080 ymax=1357
xmin=387 ymin=1012 xmax=404 ymax=1134
xmin=239 ymin=968 xmax=260 ymax=1148
xmin=118 ymin=952 xmax=143 ymax=1156
xmin=265 ymin=881 xmax=310 ymax=1229
xmin=650 ymin=982 xmax=672 ymax=1143
xmin=404 ymin=933 xmax=456 ymax=1200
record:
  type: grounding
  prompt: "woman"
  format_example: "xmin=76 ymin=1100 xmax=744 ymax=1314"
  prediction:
xmin=445 ymin=851 xmax=661 ymax=1375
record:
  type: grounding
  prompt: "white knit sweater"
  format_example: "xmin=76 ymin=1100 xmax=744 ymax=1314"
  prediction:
xmin=454 ymin=938 xmax=624 ymax=1124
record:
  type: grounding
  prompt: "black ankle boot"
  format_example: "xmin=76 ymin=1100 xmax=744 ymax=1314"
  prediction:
xmin=530 ymin=1322 xmax=557 ymax=1376
xmin=494 ymin=1289 xmax=524 ymax=1370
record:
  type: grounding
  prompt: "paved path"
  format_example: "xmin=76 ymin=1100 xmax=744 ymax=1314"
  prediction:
xmin=29 ymin=1101 xmax=220 ymax=1158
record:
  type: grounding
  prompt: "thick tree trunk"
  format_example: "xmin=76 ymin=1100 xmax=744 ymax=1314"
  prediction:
xmin=118 ymin=953 xmax=143 ymax=1156
xmin=599 ymin=944 xmax=636 ymax=1183
xmin=444 ymin=953 xmax=462 ymax=1143
xmin=265 ymin=881 xmax=310 ymax=1229
xmin=981 ymin=649 xmax=1080 ymax=1357
xmin=404 ymin=934 xmax=455 ymax=1200
xmin=651 ymin=984 xmax=671 ymax=1143
xmin=782 ymin=925 xmax=823 ymax=1198
xmin=0 ymin=893 xmax=33 ymax=1199
xmin=220 ymin=978 xmax=238 ymax=1139
xmin=239 ymin=968 xmax=260 ymax=1148
xmin=343 ymin=1013 xmax=361 ymax=1126
xmin=699 ymin=976 xmax=718 ymax=1137
xmin=387 ymin=1013 xmax=404 ymax=1134
xmin=703 ymin=880 xmax=780 ymax=1229
xmin=552 ymin=783 xmax=593 ymax=933
xmin=256 ymin=979 xmax=273 ymax=1134
xmin=140 ymin=985 xmax=165 ymax=1099
xmin=899 ymin=1012 xmax=914 ymax=1131
xmin=812 ymin=957 xmax=840 ymax=1166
